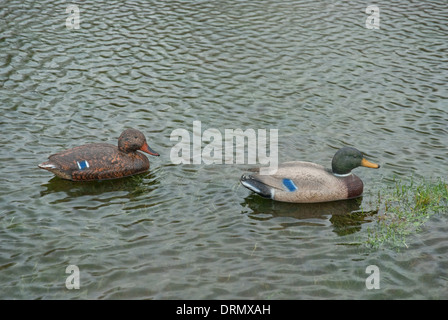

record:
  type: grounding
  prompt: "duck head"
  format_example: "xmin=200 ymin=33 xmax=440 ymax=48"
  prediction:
xmin=331 ymin=147 xmax=379 ymax=175
xmin=118 ymin=128 xmax=160 ymax=156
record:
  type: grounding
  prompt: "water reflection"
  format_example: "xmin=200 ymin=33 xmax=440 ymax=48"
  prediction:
xmin=39 ymin=172 xmax=159 ymax=199
xmin=241 ymin=194 xmax=377 ymax=235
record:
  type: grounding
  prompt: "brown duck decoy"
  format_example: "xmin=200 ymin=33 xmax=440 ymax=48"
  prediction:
xmin=38 ymin=128 xmax=159 ymax=181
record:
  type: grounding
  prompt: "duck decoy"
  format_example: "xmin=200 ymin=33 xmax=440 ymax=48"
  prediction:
xmin=38 ymin=128 xmax=159 ymax=181
xmin=240 ymin=147 xmax=380 ymax=203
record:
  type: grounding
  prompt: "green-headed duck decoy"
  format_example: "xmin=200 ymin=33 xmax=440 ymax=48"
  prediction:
xmin=38 ymin=128 xmax=159 ymax=181
xmin=240 ymin=147 xmax=380 ymax=203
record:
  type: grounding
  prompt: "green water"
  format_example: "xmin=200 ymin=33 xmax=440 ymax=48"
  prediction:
xmin=1 ymin=0 xmax=447 ymax=299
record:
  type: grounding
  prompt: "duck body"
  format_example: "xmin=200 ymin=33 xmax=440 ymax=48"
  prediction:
xmin=241 ymin=161 xmax=364 ymax=203
xmin=240 ymin=147 xmax=379 ymax=203
xmin=38 ymin=129 xmax=159 ymax=181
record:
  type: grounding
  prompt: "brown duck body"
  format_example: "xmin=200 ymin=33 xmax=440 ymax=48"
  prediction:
xmin=38 ymin=128 xmax=159 ymax=181
xmin=39 ymin=143 xmax=149 ymax=181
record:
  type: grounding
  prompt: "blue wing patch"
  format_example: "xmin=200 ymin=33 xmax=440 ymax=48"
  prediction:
xmin=283 ymin=179 xmax=298 ymax=192
xmin=76 ymin=160 xmax=90 ymax=170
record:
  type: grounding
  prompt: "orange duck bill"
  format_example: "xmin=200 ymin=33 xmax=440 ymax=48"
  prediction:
xmin=140 ymin=142 xmax=160 ymax=156
xmin=361 ymin=158 xmax=380 ymax=169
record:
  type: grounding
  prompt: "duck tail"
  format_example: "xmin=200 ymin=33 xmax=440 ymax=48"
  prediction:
xmin=240 ymin=174 xmax=274 ymax=199
xmin=38 ymin=161 xmax=57 ymax=170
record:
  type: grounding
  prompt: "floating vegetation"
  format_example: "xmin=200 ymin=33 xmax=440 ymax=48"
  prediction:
xmin=365 ymin=178 xmax=448 ymax=249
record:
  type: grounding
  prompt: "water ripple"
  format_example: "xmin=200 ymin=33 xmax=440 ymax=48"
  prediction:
xmin=1 ymin=0 xmax=447 ymax=299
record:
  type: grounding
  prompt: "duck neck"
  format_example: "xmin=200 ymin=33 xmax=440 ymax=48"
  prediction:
xmin=332 ymin=172 xmax=353 ymax=178
xmin=118 ymin=146 xmax=136 ymax=154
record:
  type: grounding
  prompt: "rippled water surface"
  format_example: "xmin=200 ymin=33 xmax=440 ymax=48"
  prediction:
xmin=1 ymin=0 xmax=447 ymax=299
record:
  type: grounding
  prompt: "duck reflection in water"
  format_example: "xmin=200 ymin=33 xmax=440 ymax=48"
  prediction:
xmin=241 ymin=195 xmax=378 ymax=236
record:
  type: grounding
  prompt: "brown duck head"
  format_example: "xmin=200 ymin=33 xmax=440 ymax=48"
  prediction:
xmin=118 ymin=128 xmax=160 ymax=156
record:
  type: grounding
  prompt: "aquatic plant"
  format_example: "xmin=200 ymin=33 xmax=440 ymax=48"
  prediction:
xmin=365 ymin=177 xmax=448 ymax=249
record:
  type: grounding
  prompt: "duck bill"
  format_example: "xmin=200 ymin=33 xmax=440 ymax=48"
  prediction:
xmin=361 ymin=158 xmax=380 ymax=169
xmin=140 ymin=142 xmax=160 ymax=156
